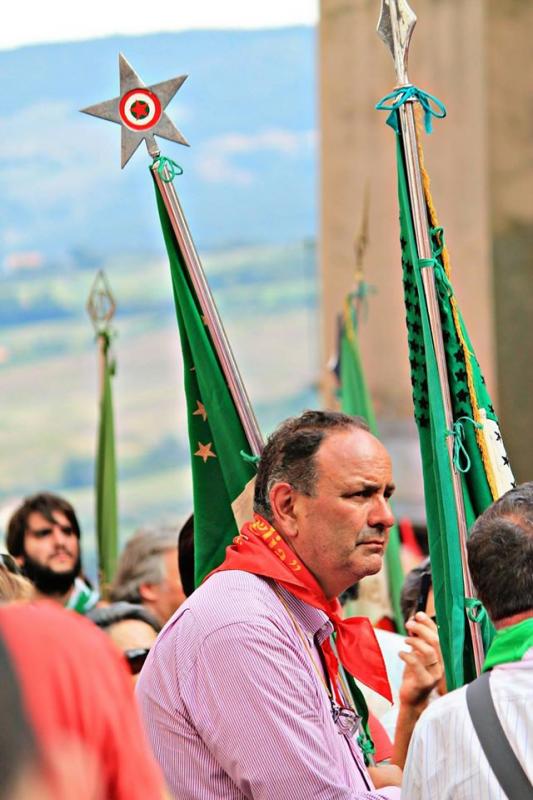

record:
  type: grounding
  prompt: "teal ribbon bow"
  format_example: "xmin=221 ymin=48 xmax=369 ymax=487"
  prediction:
xmin=153 ymin=155 xmax=184 ymax=183
xmin=446 ymin=416 xmax=483 ymax=474
xmin=240 ymin=450 xmax=260 ymax=465
xmin=418 ymin=256 xmax=454 ymax=300
xmin=465 ymin=597 xmax=488 ymax=625
xmin=376 ymin=85 xmax=447 ymax=134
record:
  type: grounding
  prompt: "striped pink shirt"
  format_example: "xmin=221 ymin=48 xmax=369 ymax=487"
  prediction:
xmin=136 ymin=570 xmax=400 ymax=799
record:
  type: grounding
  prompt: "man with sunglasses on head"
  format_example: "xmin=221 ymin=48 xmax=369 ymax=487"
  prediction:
xmin=138 ymin=410 xmax=442 ymax=799
xmin=5 ymin=492 xmax=98 ymax=613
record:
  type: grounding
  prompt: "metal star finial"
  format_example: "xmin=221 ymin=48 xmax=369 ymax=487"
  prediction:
xmin=81 ymin=53 xmax=189 ymax=168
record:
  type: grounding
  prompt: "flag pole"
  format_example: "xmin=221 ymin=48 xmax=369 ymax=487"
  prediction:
xmin=81 ymin=53 xmax=263 ymax=459
xmin=87 ymin=270 xmax=119 ymax=586
xmin=377 ymin=0 xmax=484 ymax=673
xmin=151 ymin=156 xmax=263 ymax=457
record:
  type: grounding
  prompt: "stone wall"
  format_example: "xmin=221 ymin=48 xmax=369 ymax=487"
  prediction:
xmin=319 ymin=0 xmax=531 ymax=506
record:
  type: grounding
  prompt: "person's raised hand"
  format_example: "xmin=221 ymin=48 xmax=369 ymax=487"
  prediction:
xmin=399 ymin=611 xmax=445 ymax=711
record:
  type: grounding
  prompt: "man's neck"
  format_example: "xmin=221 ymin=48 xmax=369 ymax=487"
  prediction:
xmin=34 ymin=585 xmax=74 ymax=606
xmin=494 ymin=609 xmax=533 ymax=630
xmin=271 ymin=525 xmax=336 ymax=600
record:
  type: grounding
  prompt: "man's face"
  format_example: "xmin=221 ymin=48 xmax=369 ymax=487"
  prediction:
xmin=288 ymin=428 xmax=395 ymax=599
xmin=149 ymin=549 xmax=186 ymax=624
xmin=19 ymin=510 xmax=80 ymax=596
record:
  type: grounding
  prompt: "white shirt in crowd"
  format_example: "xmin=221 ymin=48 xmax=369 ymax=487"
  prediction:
xmin=403 ymin=647 xmax=533 ymax=799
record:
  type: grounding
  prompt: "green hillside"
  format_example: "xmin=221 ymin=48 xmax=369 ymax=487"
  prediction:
xmin=0 ymin=241 xmax=319 ymax=577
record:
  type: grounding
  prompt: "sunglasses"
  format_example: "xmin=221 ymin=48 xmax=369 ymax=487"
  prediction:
xmin=330 ymin=700 xmax=360 ymax=738
xmin=0 ymin=553 xmax=22 ymax=575
xmin=124 ymin=648 xmax=150 ymax=675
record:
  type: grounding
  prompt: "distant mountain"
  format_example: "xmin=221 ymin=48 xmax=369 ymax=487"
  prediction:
xmin=0 ymin=28 xmax=316 ymax=266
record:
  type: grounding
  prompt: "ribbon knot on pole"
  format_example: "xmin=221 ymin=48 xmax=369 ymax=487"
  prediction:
xmin=376 ymin=86 xmax=447 ymax=134
xmin=153 ymin=155 xmax=184 ymax=183
xmin=465 ymin=598 xmax=488 ymax=625
xmin=97 ymin=328 xmax=117 ymax=376
xmin=446 ymin=417 xmax=483 ymax=474
xmin=418 ymin=256 xmax=454 ymax=299
xmin=240 ymin=450 xmax=260 ymax=465
xmin=347 ymin=280 xmax=377 ymax=325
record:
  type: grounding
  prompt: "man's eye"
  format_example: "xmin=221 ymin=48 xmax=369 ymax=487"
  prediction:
xmin=35 ymin=529 xmax=52 ymax=538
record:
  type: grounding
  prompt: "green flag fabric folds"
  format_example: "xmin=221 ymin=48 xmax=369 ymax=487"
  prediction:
xmin=385 ymin=105 xmax=515 ymax=688
xmin=339 ymin=293 xmax=405 ymax=633
xmin=154 ymin=176 xmax=257 ymax=587
xmin=95 ymin=331 xmax=119 ymax=586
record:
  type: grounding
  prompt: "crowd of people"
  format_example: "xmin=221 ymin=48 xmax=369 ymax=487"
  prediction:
xmin=0 ymin=409 xmax=531 ymax=799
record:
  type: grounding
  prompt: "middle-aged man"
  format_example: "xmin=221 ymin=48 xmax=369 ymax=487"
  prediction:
xmin=110 ymin=526 xmax=186 ymax=626
xmin=5 ymin=492 xmax=98 ymax=612
xmin=137 ymin=410 xmax=441 ymax=799
xmin=403 ymin=481 xmax=533 ymax=799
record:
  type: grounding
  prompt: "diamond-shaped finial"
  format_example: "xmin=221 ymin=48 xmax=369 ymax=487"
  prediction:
xmin=87 ymin=270 xmax=116 ymax=333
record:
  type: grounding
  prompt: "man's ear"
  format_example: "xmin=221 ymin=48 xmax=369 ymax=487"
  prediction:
xmin=14 ymin=555 xmax=25 ymax=568
xmin=138 ymin=582 xmax=158 ymax=603
xmin=269 ymin=483 xmax=299 ymax=540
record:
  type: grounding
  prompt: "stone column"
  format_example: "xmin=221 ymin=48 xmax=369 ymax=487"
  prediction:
xmin=319 ymin=0 xmax=532 ymax=510
xmin=487 ymin=0 xmax=533 ymax=481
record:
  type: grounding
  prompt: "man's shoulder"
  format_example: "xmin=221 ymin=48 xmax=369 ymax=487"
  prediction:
xmin=197 ymin=569 xmax=277 ymax=608
xmin=167 ymin=571 xmax=287 ymax=641
xmin=415 ymin=684 xmax=468 ymax=732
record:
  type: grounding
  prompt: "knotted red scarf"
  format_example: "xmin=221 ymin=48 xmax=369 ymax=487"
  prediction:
xmin=207 ymin=515 xmax=392 ymax=703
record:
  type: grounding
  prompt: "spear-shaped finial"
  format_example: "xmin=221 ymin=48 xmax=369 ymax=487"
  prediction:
xmin=377 ymin=0 xmax=417 ymax=85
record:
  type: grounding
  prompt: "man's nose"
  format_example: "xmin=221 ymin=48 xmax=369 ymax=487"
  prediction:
xmin=368 ymin=496 xmax=395 ymax=530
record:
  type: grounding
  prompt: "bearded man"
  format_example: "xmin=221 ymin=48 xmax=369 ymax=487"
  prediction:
xmin=6 ymin=492 xmax=98 ymax=613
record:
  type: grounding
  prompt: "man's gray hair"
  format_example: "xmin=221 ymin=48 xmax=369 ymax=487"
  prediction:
xmin=467 ymin=481 xmax=533 ymax=622
xmin=110 ymin=525 xmax=179 ymax=604
xmin=254 ymin=410 xmax=369 ymax=524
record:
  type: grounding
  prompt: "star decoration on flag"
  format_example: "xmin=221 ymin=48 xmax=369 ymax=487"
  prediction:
xmin=194 ymin=442 xmax=216 ymax=463
xmin=81 ymin=53 xmax=189 ymax=168
xmin=192 ymin=401 xmax=208 ymax=422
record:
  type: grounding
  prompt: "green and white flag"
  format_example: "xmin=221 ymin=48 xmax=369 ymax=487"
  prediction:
xmin=154 ymin=177 xmax=258 ymax=587
xmin=95 ymin=330 xmax=119 ymax=586
xmin=380 ymin=98 xmax=514 ymax=688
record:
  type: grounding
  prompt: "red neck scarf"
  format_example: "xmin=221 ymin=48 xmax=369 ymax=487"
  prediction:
xmin=208 ymin=515 xmax=392 ymax=703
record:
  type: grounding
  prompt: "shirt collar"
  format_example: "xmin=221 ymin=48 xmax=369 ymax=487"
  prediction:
xmin=275 ymin=582 xmax=334 ymax=644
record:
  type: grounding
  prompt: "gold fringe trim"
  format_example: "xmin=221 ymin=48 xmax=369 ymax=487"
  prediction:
xmin=413 ymin=108 xmax=498 ymax=499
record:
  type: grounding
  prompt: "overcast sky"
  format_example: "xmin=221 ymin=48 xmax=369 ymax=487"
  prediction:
xmin=1 ymin=1 xmax=318 ymax=50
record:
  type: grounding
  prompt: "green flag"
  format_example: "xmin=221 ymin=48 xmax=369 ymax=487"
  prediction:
xmin=153 ymin=177 xmax=258 ymax=587
xmin=338 ymin=293 xmax=405 ymax=633
xmin=384 ymin=103 xmax=514 ymax=688
xmin=95 ymin=330 xmax=119 ymax=586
